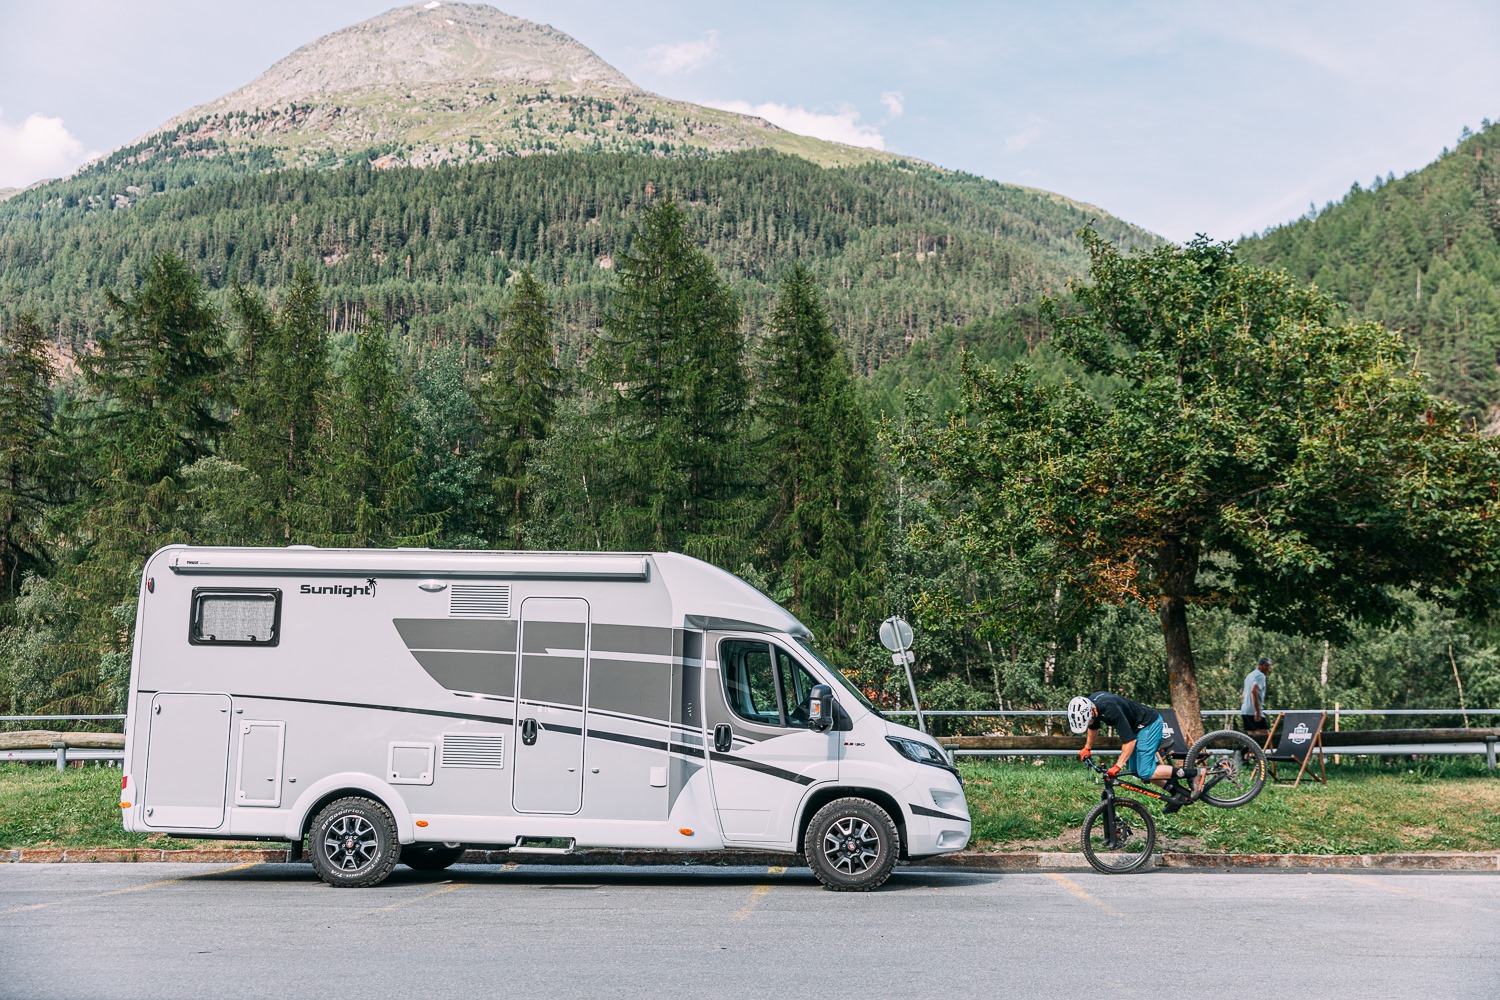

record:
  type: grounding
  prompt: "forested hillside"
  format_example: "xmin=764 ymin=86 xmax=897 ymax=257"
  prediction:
xmin=0 ymin=151 xmax=1154 ymax=372
xmin=2 ymin=0 xmax=1497 ymax=728
xmin=1241 ymin=120 xmax=1500 ymax=420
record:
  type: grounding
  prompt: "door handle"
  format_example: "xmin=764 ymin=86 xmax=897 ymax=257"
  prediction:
xmin=521 ymin=718 xmax=538 ymax=746
xmin=714 ymin=724 xmax=732 ymax=753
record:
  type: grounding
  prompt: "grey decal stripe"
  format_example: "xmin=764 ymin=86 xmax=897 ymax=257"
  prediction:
xmin=590 ymin=657 xmax=669 ymax=720
xmin=413 ymin=650 xmax=516 ymax=696
xmin=395 ymin=618 xmax=517 ymax=652
xmin=909 ymin=803 xmax=968 ymax=822
xmin=592 ymin=623 xmax=675 ymax=656
xmin=218 ymin=692 xmax=703 ymax=767
xmin=227 ymin=692 xmax=512 ymax=726
xmin=709 ymin=752 xmax=815 ymax=785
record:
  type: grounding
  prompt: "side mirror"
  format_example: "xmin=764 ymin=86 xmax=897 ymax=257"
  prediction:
xmin=808 ymin=685 xmax=835 ymax=732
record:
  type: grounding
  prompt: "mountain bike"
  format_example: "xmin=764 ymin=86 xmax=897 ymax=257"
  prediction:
xmin=1079 ymin=728 xmax=1267 ymax=874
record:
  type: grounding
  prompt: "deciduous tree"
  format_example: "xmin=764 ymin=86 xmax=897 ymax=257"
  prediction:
xmin=913 ymin=231 xmax=1500 ymax=742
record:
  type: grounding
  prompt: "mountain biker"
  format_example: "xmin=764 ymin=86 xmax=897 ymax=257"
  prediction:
xmin=1070 ymin=693 xmax=1203 ymax=813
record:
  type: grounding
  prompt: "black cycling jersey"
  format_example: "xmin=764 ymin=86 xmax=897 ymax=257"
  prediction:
xmin=1088 ymin=692 xmax=1161 ymax=743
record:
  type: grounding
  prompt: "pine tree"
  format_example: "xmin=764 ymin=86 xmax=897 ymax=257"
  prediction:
xmin=320 ymin=321 xmax=433 ymax=547
xmin=475 ymin=269 xmax=559 ymax=548
xmin=229 ymin=269 xmax=331 ymax=541
xmin=0 ymin=313 xmax=57 ymax=600
xmin=54 ymin=252 xmax=228 ymax=712
xmin=74 ymin=252 xmax=227 ymax=488
xmin=592 ymin=197 xmax=749 ymax=559
xmin=754 ymin=264 xmax=883 ymax=649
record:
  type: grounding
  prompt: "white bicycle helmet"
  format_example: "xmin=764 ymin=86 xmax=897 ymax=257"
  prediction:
xmin=1067 ymin=695 xmax=1096 ymax=734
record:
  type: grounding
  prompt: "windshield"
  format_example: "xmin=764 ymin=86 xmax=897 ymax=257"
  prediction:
xmin=795 ymin=637 xmax=882 ymax=718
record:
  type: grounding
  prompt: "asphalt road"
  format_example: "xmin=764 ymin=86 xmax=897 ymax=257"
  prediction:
xmin=2 ymin=861 xmax=1496 ymax=1000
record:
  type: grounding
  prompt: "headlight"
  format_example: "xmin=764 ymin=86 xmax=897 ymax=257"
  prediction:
xmin=886 ymin=736 xmax=951 ymax=769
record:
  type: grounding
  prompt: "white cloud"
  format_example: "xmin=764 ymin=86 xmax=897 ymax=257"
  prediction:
xmin=881 ymin=91 xmax=905 ymax=118
xmin=709 ymin=100 xmax=886 ymax=150
xmin=645 ymin=30 xmax=720 ymax=76
xmin=0 ymin=106 xmax=96 ymax=188
xmin=1005 ymin=114 xmax=1045 ymax=152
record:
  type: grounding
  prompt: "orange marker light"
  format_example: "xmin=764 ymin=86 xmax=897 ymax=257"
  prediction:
xmin=678 ymin=828 xmax=693 ymax=836
xmin=415 ymin=820 xmax=429 ymax=827
xmin=119 ymin=801 xmax=131 ymax=808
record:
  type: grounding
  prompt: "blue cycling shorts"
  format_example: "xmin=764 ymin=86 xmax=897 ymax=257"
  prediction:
xmin=1130 ymin=716 xmax=1164 ymax=778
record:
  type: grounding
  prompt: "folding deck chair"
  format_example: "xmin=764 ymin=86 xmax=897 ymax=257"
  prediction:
xmin=1261 ymin=710 xmax=1328 ymax=787
xmin=1155 ymin=707 xmax=1192 ymax=761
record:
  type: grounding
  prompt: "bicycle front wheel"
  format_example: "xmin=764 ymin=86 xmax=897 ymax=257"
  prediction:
xmin=1080 ymin=798 xmax=1156 ymax=874
xmin=1185 ymin=729 xmax=1267 ymax=808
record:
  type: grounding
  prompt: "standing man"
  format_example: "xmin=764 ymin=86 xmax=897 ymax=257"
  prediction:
xmin=1241 ymin=656 xmax=1272 ymax=735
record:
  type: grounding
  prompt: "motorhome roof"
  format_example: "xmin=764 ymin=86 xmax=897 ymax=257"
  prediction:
xmin=161 ymin=545 xmax=650 ymax=580
xmin=149 ymin=546 xmax=811 ymax=638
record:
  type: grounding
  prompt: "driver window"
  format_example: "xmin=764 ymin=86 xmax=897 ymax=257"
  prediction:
xmin=776 ymin=646 xmax=820 ymax=725
xmin=719 ymin=639 xmax=781 ymax=726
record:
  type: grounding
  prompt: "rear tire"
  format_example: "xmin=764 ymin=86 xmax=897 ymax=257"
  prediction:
xmin=309 ymin=796 xmax=401 ymax=888
xmin=804 ymin=797 xmax=900 ymax=892
xmin=402 ymin=844 xmax=467 ymax=872
xmin=1185 ymin=729 xmax=1267 ymax=808
xmin=1081 ymin=798 xmax=1156 ymax=874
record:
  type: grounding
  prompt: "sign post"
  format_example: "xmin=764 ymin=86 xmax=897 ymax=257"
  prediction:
xmin=879 ymin=616 xmax=925 ymax=733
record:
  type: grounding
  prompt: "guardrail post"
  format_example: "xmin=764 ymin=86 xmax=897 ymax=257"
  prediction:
xmin=50 ymin=740 xmax=66 ymax=772
xmin=1486 ymin=736 xmax=1496 ymax=771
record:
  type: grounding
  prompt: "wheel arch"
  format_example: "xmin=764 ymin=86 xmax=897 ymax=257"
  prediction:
xmin=796 ymin=785 xmax=909 ymax=859
xmin=287 ymin=773 xmax=413 ymax=844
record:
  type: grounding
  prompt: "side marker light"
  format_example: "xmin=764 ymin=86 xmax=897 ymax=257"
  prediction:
xmin=678 ymin=828 xmax=693 ymax=836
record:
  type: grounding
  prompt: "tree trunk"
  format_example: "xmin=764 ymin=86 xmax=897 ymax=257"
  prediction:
xmin=1159 ymin=595 xmax=1205 ymax=745
xmin=1156 ymin=536 xmax=1204 ymax=744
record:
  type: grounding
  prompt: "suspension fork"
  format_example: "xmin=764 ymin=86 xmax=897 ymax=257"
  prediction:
xmin=1099 ymin=785 xmax=1120 ymax=849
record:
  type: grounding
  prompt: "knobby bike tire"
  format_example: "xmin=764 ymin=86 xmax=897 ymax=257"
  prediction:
xmin=1080 ymin=798 xmax=1156 ymax=874
xmin=1184 ymin=729 xmax=1267 ymax=808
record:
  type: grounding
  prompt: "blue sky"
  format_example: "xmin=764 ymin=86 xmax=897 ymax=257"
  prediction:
xmin=1 ymin=0 xmax=1497 ymax=242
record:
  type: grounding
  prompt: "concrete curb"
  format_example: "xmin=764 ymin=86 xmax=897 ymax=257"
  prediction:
xmin=3 ymin=847 xmax=1498 ymax=871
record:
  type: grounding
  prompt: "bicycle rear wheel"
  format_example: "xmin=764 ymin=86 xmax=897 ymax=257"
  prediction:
xmin=1185 ymin=729 xmax=1267 ymax=808
xmin=1080 ymin=798 xmax=1156 ymax=874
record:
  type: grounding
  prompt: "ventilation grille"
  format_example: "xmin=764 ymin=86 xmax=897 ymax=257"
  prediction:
xmin=449 ymin=584 xmax=511 ymax=618
xmin=441 ymin=733 xmax=505 ymax=769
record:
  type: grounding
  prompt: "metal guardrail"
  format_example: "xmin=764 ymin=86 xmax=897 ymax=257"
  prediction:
xmin=881 ymin=709 xmax=1500 ymax=769
xmin=3 ymin=748 xmax=123 ymax=768
xmin=4 ymin=711 xmax=1498 ymax=771
xmin=883 ymin=709 xmax=1500 ymax=718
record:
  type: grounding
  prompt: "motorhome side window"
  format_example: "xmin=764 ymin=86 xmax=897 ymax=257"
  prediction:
xmin=720 ymin=639 xmax=821 ymax=727
xmin=190 ymin=589 xmax=281 ymax=646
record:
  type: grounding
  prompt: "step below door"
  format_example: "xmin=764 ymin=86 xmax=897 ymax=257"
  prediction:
xmin=512 ymin=597 xmax=589 ymax=814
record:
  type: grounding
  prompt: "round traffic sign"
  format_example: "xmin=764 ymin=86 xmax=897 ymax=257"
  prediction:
xmin=878 ymin=616 xmax=914 ymax=652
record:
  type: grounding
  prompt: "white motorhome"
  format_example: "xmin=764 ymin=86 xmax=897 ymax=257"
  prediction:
xmin=120 ymin=546 xmax=970 ymax=890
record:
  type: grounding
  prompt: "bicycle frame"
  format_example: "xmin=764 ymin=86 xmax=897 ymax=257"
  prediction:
xmin=1087 ymin=764 xmax=1167 ymax=848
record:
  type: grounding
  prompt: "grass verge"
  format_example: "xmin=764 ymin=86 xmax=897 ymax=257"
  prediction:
xmin=961 ymin=756 xmax=1500 ymax=854
xmin=2 ymin=757 xmax=1497 ymax=854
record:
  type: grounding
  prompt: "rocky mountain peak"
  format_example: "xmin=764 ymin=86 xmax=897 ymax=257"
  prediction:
xmin=181 ymin=2 xmax=634 ymax=119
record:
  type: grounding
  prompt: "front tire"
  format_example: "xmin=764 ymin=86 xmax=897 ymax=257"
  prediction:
xmin=309 ymin=796 xmax=401 ymax=888
xmin=1081 ymin=798 xmax=1156 ymax=874
xmin=804 ymin=797 xmax=900 ymax=892
xmin=1185 ymin=729 xmax=1267 ymax=808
